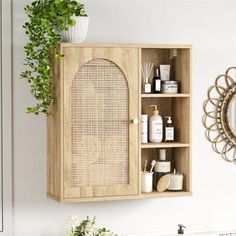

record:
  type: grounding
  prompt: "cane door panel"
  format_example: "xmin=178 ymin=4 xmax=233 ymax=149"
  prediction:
xmin=63 ymin=47 xmax=139 ymax=199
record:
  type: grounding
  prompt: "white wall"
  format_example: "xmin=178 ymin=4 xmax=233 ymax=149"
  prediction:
xmin=13 ymin=0 xmax=236 ymax=235
xmin=1 ymin=0 xmax=13 ymax=235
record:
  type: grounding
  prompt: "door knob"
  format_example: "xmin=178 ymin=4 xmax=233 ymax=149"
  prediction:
xmin=132 ymin=118 xmax=139 ymax=125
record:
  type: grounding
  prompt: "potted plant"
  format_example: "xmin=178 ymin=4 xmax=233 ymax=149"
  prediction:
xmin=21 ymin=0 xmax=88 ymax=115
xmin=61 ymin=14 xmax=89 ymax=43
xmin=67 ymin=216 xmax=117 ymax=236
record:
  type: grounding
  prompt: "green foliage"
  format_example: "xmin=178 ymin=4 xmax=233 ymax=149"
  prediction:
xmin=68 ymin=216 xmax=117 ymax=236
xmin=21 ymin=0 xmax=87 ymax=115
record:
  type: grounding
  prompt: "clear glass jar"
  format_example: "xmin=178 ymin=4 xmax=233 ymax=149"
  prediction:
xmin=161 ymin=80 xmax=178 ymax=93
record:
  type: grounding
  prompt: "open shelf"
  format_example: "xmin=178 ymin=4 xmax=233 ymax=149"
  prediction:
xmin=141 ymin=48 xmax=191 ymax=94
xmin=141 ymin=142 xmax=190 ymax=148
xmin=141 ymin=147 xmax=191 ymax=194
xmin=140 ymin=191 xmax=192 ymax=198
xmin=140 ymin=46 xmax=191 ymax=198
xmin=141 ymin=93 xmax=190 ymax=98
xmin=141 ymin=97 xmax=190 ymax=144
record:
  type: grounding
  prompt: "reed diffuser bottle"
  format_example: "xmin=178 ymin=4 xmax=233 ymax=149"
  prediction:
xmin=142 ymin=62 xmax=154 ymax=93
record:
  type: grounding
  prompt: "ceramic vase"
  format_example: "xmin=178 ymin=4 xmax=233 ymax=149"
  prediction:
xmin=61 ymin=16 xmax=89 ymax=43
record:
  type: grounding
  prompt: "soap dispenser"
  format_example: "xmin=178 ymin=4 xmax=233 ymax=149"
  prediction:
xmin=177 ymin=224 xmax=186 ymax=235
xmin=165 ymin=116 xmax=174 ymax=142
xmin=149 ymin=105 xmax=163 ymax=143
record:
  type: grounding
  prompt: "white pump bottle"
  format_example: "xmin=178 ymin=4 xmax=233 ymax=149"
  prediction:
xmin=149 ymin=105 xmax=163 ymax=143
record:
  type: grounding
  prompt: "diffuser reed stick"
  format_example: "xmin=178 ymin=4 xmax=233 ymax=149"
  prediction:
xmin=142 ymin=62 xmax=154 ymax=93
xmin=141 ymin=62 xmax=154 ymax=83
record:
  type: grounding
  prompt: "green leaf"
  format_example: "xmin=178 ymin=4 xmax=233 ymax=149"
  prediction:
xmin=21 ymin=0 xmax=88 ymax=115
xmin=69 ymin=19 xmax=76 ymax=26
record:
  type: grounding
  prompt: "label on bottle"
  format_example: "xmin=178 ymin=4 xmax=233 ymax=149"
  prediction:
xmin=165 ymin=127 xmax=174 ymax=141
xmin=162 ymin=83 xmax=178 ymax=93
xmin=155 ymin=79 xmax=161 ymax=92
xmin=150 ymin=120 xmax=163 ymax=142
xmin=141 ymin=134 xmax=148 ymax=144
xmin=155 ymin=161 xmax=171 ymax=173
xmin=141 ymin=121 xmax=148 ymax=133
xmin=144 ymin=83 xmax=151 ymax=93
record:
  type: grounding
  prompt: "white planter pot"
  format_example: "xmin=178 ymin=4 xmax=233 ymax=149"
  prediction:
xmin=61 ymin=16 xmax=89 ymax=43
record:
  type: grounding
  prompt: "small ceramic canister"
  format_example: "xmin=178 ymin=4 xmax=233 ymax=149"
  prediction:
xmin=161 ymin=81 xmax=178 ymax=94
xmin=141 ymin=172 xmax=153 ymax=193
xmin=167 ymin=171 xmax=184 ymax=191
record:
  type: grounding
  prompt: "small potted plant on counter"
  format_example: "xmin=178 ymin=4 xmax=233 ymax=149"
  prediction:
xmin=67 ymin=215 xmax=117 ymax=236
xmin=21 ymin=0 xmax=88 ymax=115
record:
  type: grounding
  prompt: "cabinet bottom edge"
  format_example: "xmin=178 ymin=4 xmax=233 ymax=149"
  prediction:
xmin=46 ymin=191 xmax=192 ymax=203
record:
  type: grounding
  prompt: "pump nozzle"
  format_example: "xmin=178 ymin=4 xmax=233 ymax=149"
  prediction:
xmin=165 ymin=116 xmax=172 ymax=124
xmin=150 ymin=105 xmax=159 ymax=115
xmin=178 ymin=224 xmax=186 ymax=234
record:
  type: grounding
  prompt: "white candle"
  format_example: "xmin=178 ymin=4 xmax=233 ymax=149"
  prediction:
xmin=167 ymin=173 xmax=183 ymax=191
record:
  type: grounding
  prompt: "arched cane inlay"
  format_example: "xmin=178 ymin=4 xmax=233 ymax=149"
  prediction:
xmin=71 ymin=59 xmax=129 ymax=187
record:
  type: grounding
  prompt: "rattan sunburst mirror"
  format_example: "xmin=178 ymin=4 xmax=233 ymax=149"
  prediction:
xmin=203 ymin=67 xmax=236 ymax=162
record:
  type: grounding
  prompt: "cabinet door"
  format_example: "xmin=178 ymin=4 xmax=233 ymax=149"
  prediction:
xmin=62 ymin=47 xmax=139 ymax=199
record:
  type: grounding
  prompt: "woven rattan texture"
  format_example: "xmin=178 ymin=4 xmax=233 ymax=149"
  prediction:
xmin=71 ymin=59 xmax=129 ymax=187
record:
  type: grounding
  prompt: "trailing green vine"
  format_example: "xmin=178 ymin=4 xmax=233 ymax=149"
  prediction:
xmin=21 ymin=0 xmax=87 ymax=115
xmin=67 ymin=216 xmax=117 ymax=236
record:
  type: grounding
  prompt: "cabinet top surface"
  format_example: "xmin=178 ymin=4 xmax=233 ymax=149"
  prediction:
xmin=60 ymin=43 xmax=192 ymax=49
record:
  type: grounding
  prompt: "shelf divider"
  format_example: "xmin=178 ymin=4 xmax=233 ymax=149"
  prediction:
xmin=140 ymin=191 xmax=192 ymax=198
xmin=141 ymin=142 xmax=190 ymax=148
xmin=141 ymin=93 xmax=190 ymax=98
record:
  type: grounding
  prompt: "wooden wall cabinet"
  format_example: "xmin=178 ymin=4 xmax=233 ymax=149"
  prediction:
xmin=47 ymin=44 xmax=192 ymax=202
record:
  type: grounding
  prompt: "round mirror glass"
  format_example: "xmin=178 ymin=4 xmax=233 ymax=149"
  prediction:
xmin=228 ymin=94 xmax=236 ymax=135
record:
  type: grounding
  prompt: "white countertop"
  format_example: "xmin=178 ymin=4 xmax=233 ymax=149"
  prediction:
xmin=127 ymin=230 xmax=236 ymax=236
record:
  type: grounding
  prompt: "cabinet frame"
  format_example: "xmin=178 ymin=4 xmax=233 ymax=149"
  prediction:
xmin=47 ymin=44 xmax=192 ymax=202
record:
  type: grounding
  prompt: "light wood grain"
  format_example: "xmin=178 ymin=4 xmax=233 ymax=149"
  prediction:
xmin=141 ymin=143 xmax=190 ymax=148
xmin=141 ymin=93 xmax=190 ymax=98
xmin=175 ymin=48 xmax=191 ymax=93
xmin=173 ymin=148 xmax=190 ymax=191
xmin=47 ymin=191 xmax=192 ymax=203
xmin=140 ymin=191 xmax=192 ymax=198
xmin=47 ymin=55 xmax=63 ymax=200
xmin=172 ymin=98 xmax=190 ymax=143
xmin=48 ymin=44 xmax=192 ymax=202
xmin=138 ymin=48 xmax=142 ymax=194
xmin=62 ymin=47 xmax=139 ymax=199
xmin=139 ymin=46 xmax=192 ymax=196
xmin=60 ymin=43 xmax=192 ymax=49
